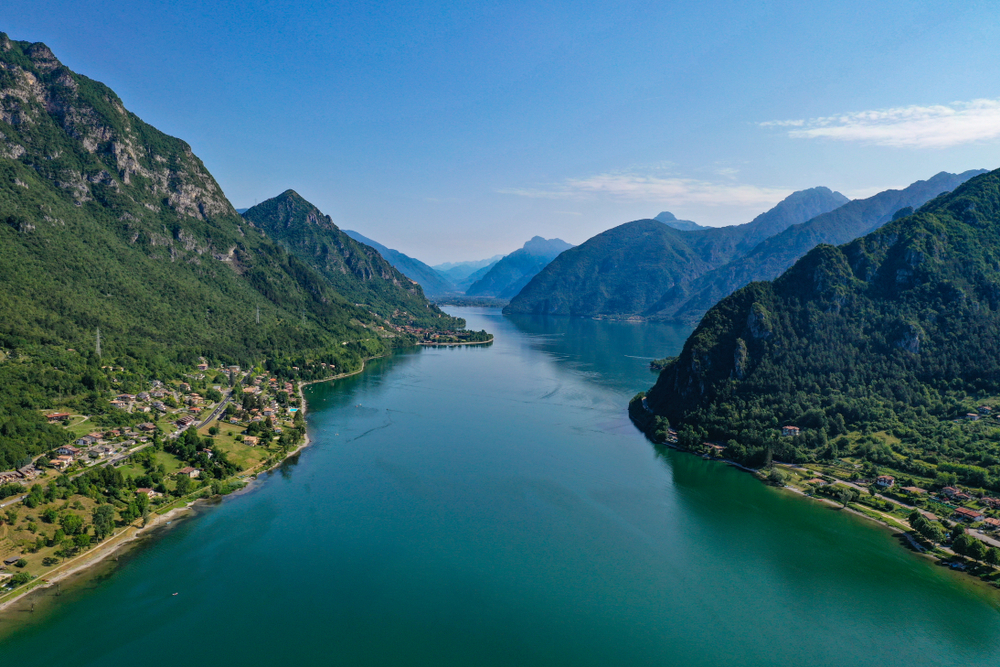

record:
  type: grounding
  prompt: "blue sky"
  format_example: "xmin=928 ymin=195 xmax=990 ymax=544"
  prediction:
xmin=5 ymin=0 xmax=1000 ymax=263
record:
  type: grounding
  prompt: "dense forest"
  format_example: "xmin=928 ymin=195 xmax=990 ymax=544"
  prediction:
xmin=637 ymin=169 xmax=1000 ymax=492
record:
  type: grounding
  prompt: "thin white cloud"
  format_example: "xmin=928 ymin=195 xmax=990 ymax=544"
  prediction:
xmin=765 ymin=99 xmax=1000 ymax=148
xmin=499 ymin=172 xmax=789 ymax=207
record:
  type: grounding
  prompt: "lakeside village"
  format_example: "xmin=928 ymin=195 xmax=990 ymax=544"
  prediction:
xmin=634 ymin=397 xmax=1000 ymax=588
xmin=0 ymin=359 xmax=321 ymax=600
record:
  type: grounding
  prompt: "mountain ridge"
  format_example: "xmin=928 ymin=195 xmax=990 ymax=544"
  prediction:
xmin=504 ymin=187 xmax=849 ymax=318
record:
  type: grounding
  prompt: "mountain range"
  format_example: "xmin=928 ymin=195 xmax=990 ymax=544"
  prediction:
xmin=653 ymin=170 xmax=988 ymax=325
xmin=504 ymin=187 xmax=850 ymax=318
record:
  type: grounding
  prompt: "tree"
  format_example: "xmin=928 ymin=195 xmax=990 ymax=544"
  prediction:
xmin=92 ymin=504 xmax=115 ymax=540
xmin=175 ymin=474 xmax=191 ymax=496
xmin=74 ymin=533 xmax=92 ymax=549
xmin=968 ymin=538 xmax=987 ymax=563
xmin=60 ymin=512 xmax=84 ymax=536
xmin=14 ymin=558 xmax=27 ymax=568
xmin=953 ymin=533 xmax=974 ymax=557
xmin=986 ymin=547 xmax=1000 ymax=568
xmin=838 ymin=487 xmax=857 ymax=507
xmin=950 ymin=523 xmax=966 ymax=541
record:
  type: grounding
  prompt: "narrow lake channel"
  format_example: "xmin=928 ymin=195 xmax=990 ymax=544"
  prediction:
xmin=3 ymin=307 xmax=999 ymax=665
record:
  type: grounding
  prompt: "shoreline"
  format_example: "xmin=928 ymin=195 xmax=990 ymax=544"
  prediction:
xmin=0 ymin=504 xmax=195 ymax=614
xmin=417 ymin=335 xmax=494 ymax=347
xmin=627 ymin=400 xmax=999 ymax=590
xmin=0 ymin=355 xmax=385 ymax=616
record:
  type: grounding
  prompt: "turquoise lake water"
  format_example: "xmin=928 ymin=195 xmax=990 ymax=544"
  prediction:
xmin=2 ymin=307 xmax=999 ymax=665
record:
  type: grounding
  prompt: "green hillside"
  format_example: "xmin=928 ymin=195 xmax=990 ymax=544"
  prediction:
xmin=0 ymin=35 xmax=433 ymax=469
xmin=637 ymin=168 xmax=1000 ymax=492
xmin=243 ymin=191 xmax=462 ymax=328
xmin=504 ymin=187 xmax=847 ymax=318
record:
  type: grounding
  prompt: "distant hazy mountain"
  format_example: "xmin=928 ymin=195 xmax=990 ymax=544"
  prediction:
xmin=434 ymin=256 xmax=504 ymax=278
xmin=466 ymin=237 xmax=574 ymax=298
xmin=655 ymin=170 xmax=988 ymax=325
xmin=654 ymin=212 xmax=708 ymax=231
xmin=242 ymin=192 xmax=458 ymax=327
xmin=504 ymin=187 xmax=848 ymax=318
xmin=344 ymin=230 xmax=456 ymax=296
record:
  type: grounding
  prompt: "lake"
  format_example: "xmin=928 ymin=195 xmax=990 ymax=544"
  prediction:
xmin=2 ymin=307 xmax=999 ymax=665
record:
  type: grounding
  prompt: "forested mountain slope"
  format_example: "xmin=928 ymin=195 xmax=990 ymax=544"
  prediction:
xmin=655 ymin=170 xmax=987 ymax=325
xmin=0 ymin=35 xmax=433 ymax=468
xmin=639 ymin=168 xmax=1000 ymax=487
xmin=344 ymin=229 xmax=456 ymax=296
xmin=243 ymin=192 xmax=460 ymax=328
xmin=466 ymin=236 xmax=573 ymax=298
xmin=504 ymin=187 xmax=847 ymax=318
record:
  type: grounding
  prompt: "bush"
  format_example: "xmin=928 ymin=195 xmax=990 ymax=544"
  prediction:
xmin=14 ymin=558 xmax=27 ymax=568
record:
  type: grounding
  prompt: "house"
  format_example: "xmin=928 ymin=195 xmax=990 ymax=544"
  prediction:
xmin=56 ymin=445 xmax=80 ymax=457
xmin=941 ymin=486 xmax=961 ymax=498
xmin=919 ymin=510 xmax=939 ymax=522
xmin=51 ymin=455 xmax=74 ymax=469
xmin=136 ymin=488 xmax=158 ymax=499
xmin=109 ymin=400 xmax=128 ymax=409
xmin=137 ymin=422 xmax=157 ymax=432
xmin=243 ymin=436 xmax=259 ymax=446
xmin=901 ymin=486 xmax=926 ymax=495
xmin=980 ymin=497 xmax=1000 ymax=509
xmin=966 ymin=413 xmax=980 ymax=421
xmin=805 ymin=478 xmax=827 ymax=487
xmin=117 ymin=394 xmax=135 ymax=402
xmin=781 ymin=425 xmax=800 ymax=437
xmin=955 ymin=491 xmax=973 ymax=502
xmin=954 ymin=507 xmax=985 ymax=522
xmin=74 ymin=436 xmax=97 ymax=447
xmin=177 ymin=467 xmax=201 ymax=478
xmin=17 ymin=465 xmax=39 ymax=480
xmin=137 ymin=392 xmax=150 ymax=401
xmin=876 ymin=475 xmax=895 ymax=488
xmin=46 ymin=412 xmax=71 ymax=422
xmin=983 ymin=517 xmax=1000 ymax=531
xmin=3 ymin=555 xmax=21 ymax=566
xmin=0 ymin=472 xmax=21 ymax=484
xmin=197 ymin=363 xmax=209 ymax=371
xmin=978 ymin=405 xmax=993 ymax=414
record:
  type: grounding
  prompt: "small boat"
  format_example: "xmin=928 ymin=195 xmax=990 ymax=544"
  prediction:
xmin=172 ymin=592 xmax=179 ymax=596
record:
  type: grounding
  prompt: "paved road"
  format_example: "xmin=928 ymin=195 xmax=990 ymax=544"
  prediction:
xmin=197 ymin=390 xmax=233 ymax=430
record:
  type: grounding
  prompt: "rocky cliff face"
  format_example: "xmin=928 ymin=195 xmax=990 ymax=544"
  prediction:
xmin=0 ymin=36 xmax=233 ymax=222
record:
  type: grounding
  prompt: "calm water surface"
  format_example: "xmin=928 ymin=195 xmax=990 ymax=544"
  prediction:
xmin=3 ymin=308 xmax=999 ymax=665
